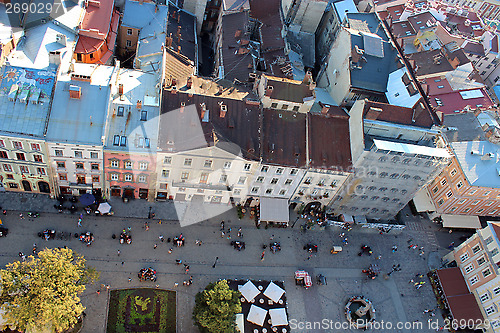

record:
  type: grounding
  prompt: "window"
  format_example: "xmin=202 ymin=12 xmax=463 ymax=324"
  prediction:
xmin=244 ymin=163 xmax=251 ymax=171
xmin=238 ymin=177 xmax=246 ymax=185
xmin=469 ymin=190 xmax=477 ymax=195
xmin=271 ymin=103 xmax=278 ymax=108
xmin=472 ymin=200 xmax=480 ymax=205
xmin=122 ymin=161 xmax=131 ymax=169
xmin=279 ymin=189 xmax=286 ymax=195
xmin=450 ymin=169 xmax=457 ymax=177
xmin=164 ymin=157 xmax=172 ymax=164
xmin=437 ymin=85 xmax=445 ymax=89
xmin=438 ymin=199 xmax=444 ymax=206
xmin=457 ymin=181 xmax=463 ymax=189
xmin=110 ymin=160 xmax=119 ymax=168
xmin=219 ymin=175 xmax=227 ymax=183
xmin=477 ymin=256 xmax=486 ymax=265
xmin=37 ymin=168 xmax=45 ymax=175
xmin=113 ymin=135 xmax=120 ymax=146
xmin=120 ymin=136 xmax=127 ymax=147
xmin=485 ymin=305 xmax=496 ymax=315
xmin=285 ymin=179 xmax=292 ymax=185
xmin=460 ymin=252 xmax=470 ymax=262
xmin=472 ymin=245 xmax=481 ymax=254
xmin=92 ymin=175 xmax=100 ymax=183
xmin=2 ymin=164 xmax=11 ymax=172
xmin=181 ymin=172 xmax=189 ymax=180
xmin=124 ymin=174 xmax=133 ymax=182
xmin=261 ymin=166 xmax=269 ymax=172
xmin=276 ymin=168 xmax=283 ymax=174
xmin=464 ymin=208 xmax=471 ymax=213
xmin=0 ymin=151 xmax=7 ymax=159
xmin=470 ymin=275 xmax=479 ymax=285
xmin=446 ymin=191 xmax=453 ymax=198
xmin=493 ymin=248 xmax=500 ymax=257
xmin=16 ymin=153 xmax=25 ymax=161
xmin=8 ymin=183 xmax=18 ymax=189
xmin=127 ymin=28 xmax=132 ymax=35
xmin=90 ymin=152 xmax=98 ymax=159
xmin=256 ymin=176 xmax=264 ymax=183
xmin=233 ymin=189 xmax=241 ymax=195
xmin=140 ymin=111 xmax=147 ymax=121
xmin=224 ymin=161 xmax=231 ymax=169
xmin=200 ymin=173 xmax=209 ymax=184
xmin=126 ymin=40 xmax=132 ymax=47
xmin=59 ymin=174 xmax=67 ymax=181
xmin=31 ymin=143 xmax=41 ymax=151
xmin=111 ymin=173 xmax=119 ymax=181
xmin=432 ymin=186 xmax=439 ymax=193
xmin=464 ymin=263 xmax=474 ymax=274
xmin=282 ymin=104 xmax=288 ymax=110
xmin=251 ymin=187 xmax=259 ymax=194
xmin=33 ymin=155 xmax=43 ymax=162
xmin=117 ymin=106 xmax=124 ymax=117
xmin=12 ymin=141 xmax=22 ymax=149
xmin=485 ymin=191 xmax=492 ymax=196
xmin=20 ymin=166 xmax=29 ymax=174
xmin=441 ymin=179 xmax=447 ymax=186
xmin=486 ymin=236 xmax=494 ymax=245
xmin=162 ymin=169 xmax=170 ymax=178
xmin=293 ymin=106 xmax=300 ymax=111
xmin=304 ymin=177 xmax=312 ymax=184
xmin=271 ymin=178 xmax=278 ymax=184
xmin=139 ymin=162 xmax=148 ymax=170
xmin=184 ymin=158 xmax=192 ymax=166
xmin=74 ymin=151 xmax=83 ymax=158
xmin=494 ymin=286 xmax=500 ymax=295
xmin=204 ymin=160 xmax=212 ymax=168
xmin=265 ymin=188 xmax=273 ymax=194
xmin=4 ymin=174 xmax=12 ymax=179
xmin=480 ymin=293 xmax=490 ymax=302
xmin=483 ymin=268 xmax=492 ymax=278
xmin=458 ymin=199 xmax=466 ymax=204
xmin=75 ymin=162 xmax=84 ymax=169
xmin=290 ymin=169 xmax=298 ymax=175
xmin=57 ymin=161 xmax=65 ymax=168
xmin=477 ymin=209 xmax=484 ymax=214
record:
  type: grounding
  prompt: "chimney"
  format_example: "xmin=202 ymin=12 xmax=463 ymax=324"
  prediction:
xmin=200 ymin=103 xmax=206 ymax=119
xmin=486 ymin=129 xmax=494 ymax=138
xmin=69 ymin=85 xmax=81 ymax=99
xmin=49 ymin=51 xmax=61 ymax=66
xmin=171 ymin=86 xmax=177 ymax=94
xmin=118 ymin=84 xmax=123 ymax=95
xmin=180 ymin=102 xmax=185 ymax=113
xmin=302 ymin=70 xmax=312 ymax=85
xmin=219 ymin=103 xmax=227 ymax=118
xmin=265 ymin=86 xmax=273 ymax=97
xmin=171 ymin=78 xmax=177 ymax=87
xmin=309 ymin=81 xmax=316 ymax=91
xmin=217 ymin=86 xmax=223 ymax=95
xmin=365 ymin=106 xmax=383 ymax=120
xmin=177 ymin=45 xmax=181 ymax=54
xmin=474 ymin=108 xmax=482 ymax=117
xmin=320 ymin=102 xmax=330 ymax=115
xmin=186 ymin=77 xmax=193 ymax=89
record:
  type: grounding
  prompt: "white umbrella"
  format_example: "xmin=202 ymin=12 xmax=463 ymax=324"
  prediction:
xmin=263 ymin=281 xmax=285 ymax=303
xmin=269 ymin=308 xmax=288 ymax=326
xmin=247 ymin=305 xmax=267 ymax=326
xmin=238 ymin=280 xmax=260 ymax=302
xmin=98 ymin=202 xmax=112 ymax=214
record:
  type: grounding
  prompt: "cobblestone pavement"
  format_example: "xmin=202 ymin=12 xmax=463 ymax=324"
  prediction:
xmin=0 ymin=193 xmax=466 ymax=333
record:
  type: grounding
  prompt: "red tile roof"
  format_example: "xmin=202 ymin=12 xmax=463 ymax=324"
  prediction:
xmin=447 ymin=294 xmax=484 ymax=322
xmin=436 ymin=268 xmax=470 ymax=296
xmin=429 ymin=88 xmax=494 ymax=114
xmin=363 ymin=100 xmax=436 ymax=128
xmin=80 ymin=0 xmax=114 ymax=37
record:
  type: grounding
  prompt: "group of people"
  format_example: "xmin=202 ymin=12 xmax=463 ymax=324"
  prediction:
xmin=79 ymin=232 xmax=94 ymax=246
xmin=138 ymin=267 xmax=157 ymax=282
xmin=119 ymin=230 xmax=132 ymax=244
xmin=362 ymin=264 xmax=379 ymax=280
xmin=173 ymin=234 xmax=184 ymax=247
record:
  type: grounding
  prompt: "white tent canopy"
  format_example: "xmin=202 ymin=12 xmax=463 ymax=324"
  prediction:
xmin=259 ymin=197 xmax=289 ymax=224
xmin=235 ymin=313 xmax=244 ymax=333
xmin=442 ymin=214 xmax=481 ymax=229
xmin=247 ymin=305 xmax=267 ymax=326
xmin=413 ymin=188 xmax=436 ymax=212
xmin=269 ymin=308 xmax=288 ymax=326
xmin=98 ymin=202 xmax=112 ymax=214
xmin=263 ymin=281 xmax=285 ymax=303
xmin=238 ymin=281 xmax=260 ymax=302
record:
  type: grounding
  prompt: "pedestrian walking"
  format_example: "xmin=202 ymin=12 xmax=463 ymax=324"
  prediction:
xmin=78 ymin=218 xmax=82 ymax=227
xmin=2 ymin=210 xmax=6 ymax=215
xmin=19 ymin=213 xmax=24 ymax=219
xmin=270 ymin=234 xmax=274 ymax=241
xmin=96 ymin=290 xmax=100 ymax=295
xmin=174 ymin=282 xmax=179 ymax=287
xmin=153 ymin=244 xmax=157 ymax=249
xmin=448 ymin=242 xmax=455 ymax=249
xmin=261 ymin=250 xmax=266 ymax=261
xmin=106 ymin=285 xmax=110 ymax=291
xmin=220 ymin=221 xmax=225 ymax=231
xmin=128 ymin=277 xmax=132 ymax=283
xmin=127 ymin=227 xmax=131 ymax=232
xmin=213 ymin=256 xmax=219 ymax=268
xmin=159 ymin=235 xmax=164 ymax=242
xmin=238 ymin=227 xmax=242 ymax=238
xmin=168 ymin=248 xmax=173 ymax=254
xmin=392 ymin=245 xmax=398 ymax=252
xmin=185 ymin=265 xmax=190 ymax=274
xmin=117 ymin=250 xmax=121 ymax=256
xmin=221 ymin=231 xmax=225 ymax=238
xmin=158 ymin=219 xmax=162 ymax=224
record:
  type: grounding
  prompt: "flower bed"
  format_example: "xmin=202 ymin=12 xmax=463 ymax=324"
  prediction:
xmin=106 ymin=288 xmax=176 ymax=333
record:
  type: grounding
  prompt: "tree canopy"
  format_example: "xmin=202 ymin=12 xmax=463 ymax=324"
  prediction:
xmin=192 ymin=280 xmax=242 ymax=333
xmin=0 ymin=247 xmax=99 ymax=332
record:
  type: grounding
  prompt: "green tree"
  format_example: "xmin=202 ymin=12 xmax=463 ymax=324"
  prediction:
xmin=193 ymin=280 xmax=242 ymax=333
xmin=0 ymin=247 xmax=99 ymax=332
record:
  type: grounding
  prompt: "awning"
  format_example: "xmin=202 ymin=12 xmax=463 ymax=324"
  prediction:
xmin=238 ymin=281 xmax=260 ymax=302
xmin=263 ymin=281 xmax=285 ymax=303
xmin=260 ymin=197 xmax=289 ymax=224
xmin=413 ymin=188 xmax=436 ymax=212
xmin=269 ymin=308 xmax=288 ymax=326
xmin=235 ymin=313 xmax=244 ymax=333
xmin=442 ymin=214 xmax=481 ymax=229
xmin=436 ymin=268 xmax=484 ymax=322
xmin=247 ymin=305 xmax=267 ymax=326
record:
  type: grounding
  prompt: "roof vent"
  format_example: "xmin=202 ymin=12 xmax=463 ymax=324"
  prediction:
xmin=265 ymin=86 xmax=274 ymax=97
xmin=118 ymin=84 xmax=123 ymax=95
xmin=219 ymin=102 xmax=227 ymax=118
xmin=471 ymin=150 xmax=481 ymax=155
xmin=69 ymin=85 xmax=81 ymax=99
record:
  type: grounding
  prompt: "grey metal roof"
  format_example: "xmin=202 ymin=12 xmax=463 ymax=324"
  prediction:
xmin=122 ymin=0 xmax=168 ymax=30
xmin=105 ymin=69 xmax=161 ymax=153
xmin=451 ymin=141 xmax=500 ymax=188
xmin=0 ymin=65 xmax=57 ymax=137
xmin=347 ymin=12 xmax=388 ymax=40
xmin=442 ymin=113 xmax=486 ymax=142
xmin=46 ymin=64 xmax=116 ymax=145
